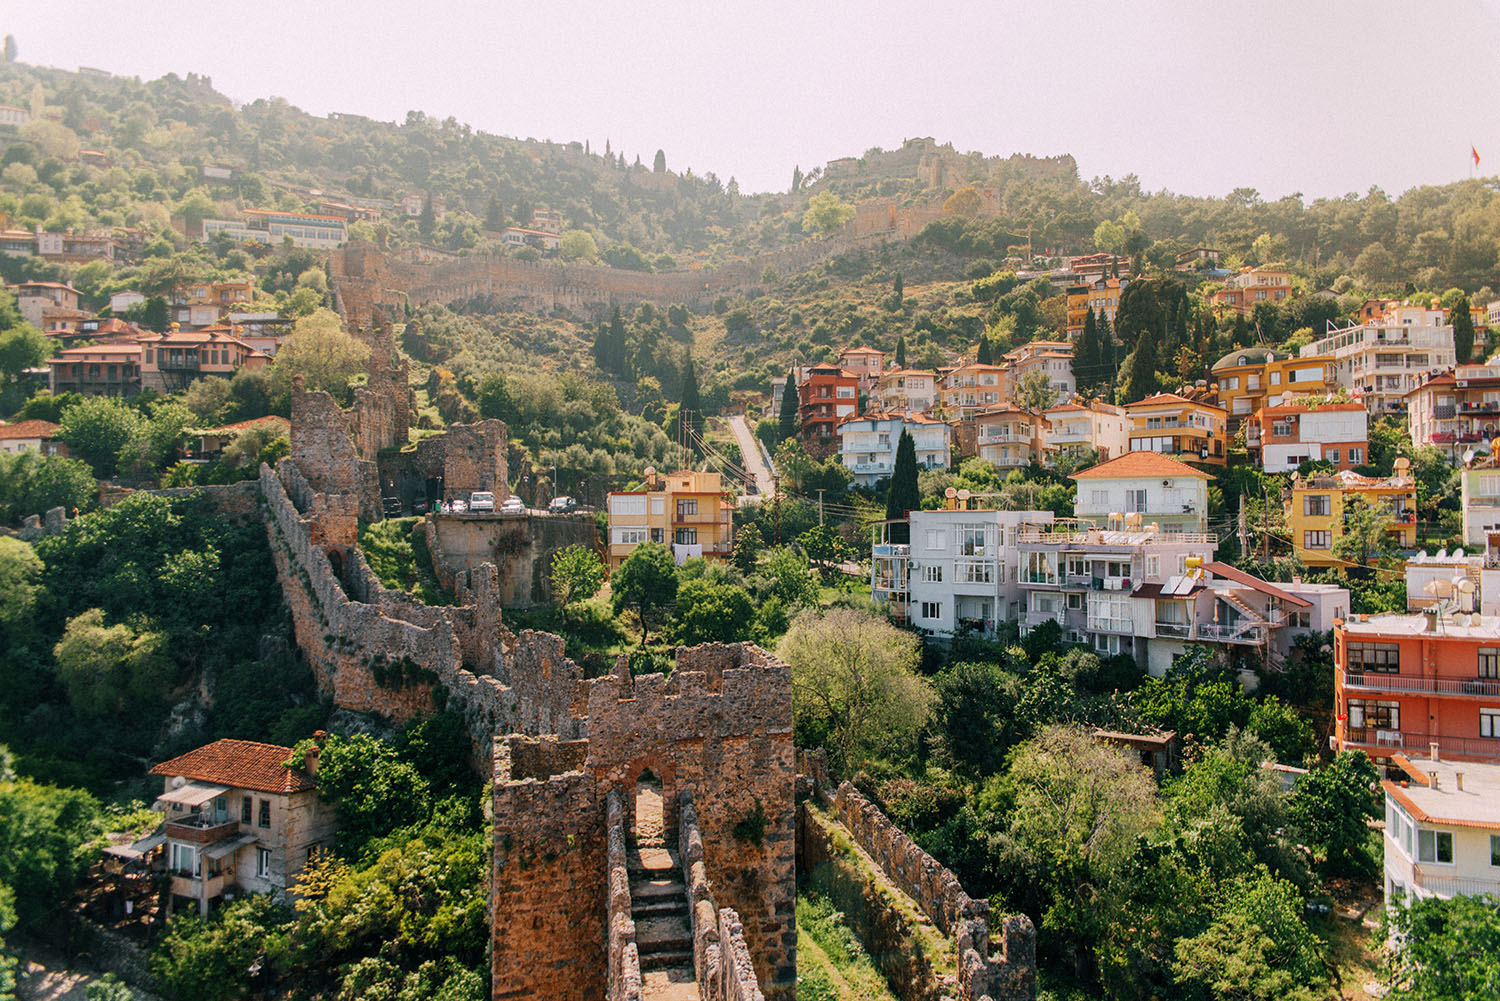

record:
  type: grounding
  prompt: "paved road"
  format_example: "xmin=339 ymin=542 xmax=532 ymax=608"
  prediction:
xmin=727 ymin=415 xmax=777 ymax=503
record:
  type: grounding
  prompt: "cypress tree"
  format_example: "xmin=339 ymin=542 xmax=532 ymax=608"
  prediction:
xmin=977 ymin=337 xmax=994 ymax=365
xmin=895 ymin=336 xmax=907 ymax=368
xmin=672 ymin=354 xmax=704 ymax=450
xmin=1453 ymin=293 xmax=1477 ymax=364
xmin=1079 ymin=308 xmax=1099 ymax=389
xmin=608 ymin=306 xmax=628 ymax=374
xmin=1099 ymin=312 xmax=1116 ymax=374
xmin=778 ymin=369 xmax=801 ymax=442
xmin=418 ymin=194 xmax=435 ymax=235
xmin=1126 ymin=329 xmax=1160 ymax=403
xmin=885 ymin=430 xmax=920 ymax=544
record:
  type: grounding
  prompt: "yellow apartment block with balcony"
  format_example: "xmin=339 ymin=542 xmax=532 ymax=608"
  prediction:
xmin=605 ymin=468 xmax=735 ymax=570
xmin=1286 ymin=461 xmax=1417 ymax=567
xmin=1124 ymin=393 xmax=1228 ymax=466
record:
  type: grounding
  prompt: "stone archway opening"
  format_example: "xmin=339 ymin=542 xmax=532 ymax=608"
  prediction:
xmin=326 ymin=548 xmax=344 ymax=580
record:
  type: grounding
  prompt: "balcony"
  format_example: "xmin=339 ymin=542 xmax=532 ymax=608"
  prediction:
xmin=164 ymin=817 xmax=241 ymax=845
xmin=1342 ymin=672 xmax=1500 ymax=698
xmin=872 ymin=544 xmax=909 ymax=558
xmin=158 ymin=356 xmax=202 ymax=372
xmin=1195 ymin=621 xmax=1267 ymax=644
xmin=1340 ymin=727 xmax=1500 ymax=761
xmin=169 ymin=871 xmax=228 ymax=901
xmin=1153 ymin=621 xmax=1193 ymax=639
xmin=849 ymin=462 xmax=893 ymax=474
xmin=1410 ymin=870 xmax=1500 ymax=899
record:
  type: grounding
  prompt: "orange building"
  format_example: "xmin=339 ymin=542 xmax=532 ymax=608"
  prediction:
xmin=1209 ymin=267 xmax=1293 ymax=316
xmin=1334 ymin=611 xmax=1500 ymax=763
xmin=798 ymin=364 xmax=860 ymax=454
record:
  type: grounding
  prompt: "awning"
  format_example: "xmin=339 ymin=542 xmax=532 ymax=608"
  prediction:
xmin=156 ymin=781 xmax=229 ymax=807
xmin=203 ymin=833 xmax=258 ymax=861
xmin=104 ymin=830 xmax=165 ymax=860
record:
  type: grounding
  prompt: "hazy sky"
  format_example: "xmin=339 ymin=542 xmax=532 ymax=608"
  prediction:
xmin=9 ymin=1 xmax=1500 ymax=200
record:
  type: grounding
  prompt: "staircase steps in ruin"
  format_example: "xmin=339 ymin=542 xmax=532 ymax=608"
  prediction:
xmin=629 ymin=837 xmax=699 ymax=998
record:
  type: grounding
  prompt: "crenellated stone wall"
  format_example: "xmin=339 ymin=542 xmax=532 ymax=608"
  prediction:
xmin=491 ymin=735 xmax=607 ymax=1001
xmin=606 ymin=789 xmax=644 ymax=1001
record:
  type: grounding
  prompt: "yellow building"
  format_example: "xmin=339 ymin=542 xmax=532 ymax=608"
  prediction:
xmin=1285 ymin=461 xmax=1417 ymax=567
xmin=605 ymin=468 xmax=735 ymax=570
xmin=1123 ymin=393 xmax=1229 ymax=466
xmin=1211 ymin=347 xmax=1337 ymax=428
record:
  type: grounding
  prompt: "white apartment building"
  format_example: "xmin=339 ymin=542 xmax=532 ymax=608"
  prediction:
xmin=1383 ymin=756 xmax=1500 ymax=906
xmin=837 ymin=412 xmax=951 ymax=488
xmin=1405 ymin=549 xmax=1500 ymax=619
xmin=1017 ymin=522 xmax=1341 ymax=674
xmin=871 ymin=507 xmax=1055 ymax=636
xmin=974 ymin=406 xmax=1048 ymax=469
xmin=1071 ymin=451 xmax=1212 ymax=534
xmin=1043 ymin=401 xmax=1128 ymax=464
xmin=1303 ymin=310 xmax=1456 ymax=415
xmin=1001 ymin=340 xmax=1076 ymax=402
xmin=875 ymin=368 xmax=938 ymax=413
xmin=1460 ymin=458 xmax=1500 ymax=545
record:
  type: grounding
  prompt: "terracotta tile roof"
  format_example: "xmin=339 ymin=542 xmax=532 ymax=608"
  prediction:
xmin=192 ymin=415 xmax=290 ymax=436
xmin=1071 ymin=451 xmax=1212 ymax=480
xmin=1128 ymin=392 xmax=1226 ymax=412
xmin=840 ymin=346 xmax=884 ymax=356
xmin=150 ymin=738 xmax=316 ymax=794
xmin=1256 ymin=402 xmax=1367 ymax=417
xmin=0 ymin=419 xmax=60 ymax=440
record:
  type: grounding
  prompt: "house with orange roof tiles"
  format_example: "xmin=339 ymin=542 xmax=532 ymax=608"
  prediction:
xmin=112 ymin=736 xmax=337 ymax=915
xmin=837 ymin=410 xmax=951 ymax=486
xmin=0 ymin=419 xmax=65 ymax=457
xmin=1071 ymin=452 xmax=1213 ymax=534
xmin=1123 ymin=393 xmax=1228 ymax=466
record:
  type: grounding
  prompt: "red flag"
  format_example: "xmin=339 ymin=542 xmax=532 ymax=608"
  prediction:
xmin=1474 ymin=145 xmax=1482 ymax=167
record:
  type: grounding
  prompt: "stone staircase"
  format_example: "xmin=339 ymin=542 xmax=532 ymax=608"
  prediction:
xmin=629 ymin=795 xmax=699 ymax=1001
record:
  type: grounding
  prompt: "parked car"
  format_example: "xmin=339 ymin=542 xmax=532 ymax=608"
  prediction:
xmin=499 ymin=495 xmax=526 ymax=515
xmin=412 ymin=498 xmax=430 ymax=515
xmin=449 ymin=497 xmax=467 ymax=513
xmin=469 ymin=491 xmax=496 ymax=512
xmin=382 ymin=496 xmax=403 ymax=517
xmin=547 ymin=495 xmax=577 ymax=514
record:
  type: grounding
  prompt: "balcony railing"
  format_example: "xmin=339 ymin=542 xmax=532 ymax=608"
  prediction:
xmin=164 ymin=817 xmax=241 ymax=845
xmin=1342 ymin=672 xmax=1500 ymax=698
xmin=1412 ymin=870 xmax=1500 ymax=899
xmin=1341 ymin=727 xmax=1500 ymax=760
xmin=1195 ymin=621 xmax=1267 ymax=644
xmin=1154 ymin=621 xmax=1192 ymax=639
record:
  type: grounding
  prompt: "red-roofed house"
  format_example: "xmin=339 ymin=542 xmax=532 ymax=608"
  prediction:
xmin=142 ymin=737 xmax=336 ymax=915
xmin=837 ymin=410 xmax=951 ymax=486
xmin=974 ymin=405 xmax=1050 ymax=469
xmin=47 ymin=341 xmax=142 ymax=396
xmin=1124 ymin=393 xmax=1228 ymax=466
xmin=0 ymin=419 xmax=65 ymax=457
xmin=1071 ymin=451 xmax=1213 ymax=533
xmin=11 ymin=281 xmax=83 ymax=327
xmin=797 ymin=363 xmax=860 ymax=455
xmin=138 ymin=327 xmax=271 ymax=392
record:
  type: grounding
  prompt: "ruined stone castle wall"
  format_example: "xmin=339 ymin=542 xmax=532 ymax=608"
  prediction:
xmin=679 ymin=793 xmax=765 ymax=1001
xmin=584 ymin=646 xmax=795 ymax=997
xmin=491 ymin=735 xmax=607 ymax=1001
xmin=801 ymin=769 xmax=1034 ymax=1001
xmin=606 ymin=789 xmax=644 ymax=1001
xmin=289 ymin=385 xmax=381 ymax=521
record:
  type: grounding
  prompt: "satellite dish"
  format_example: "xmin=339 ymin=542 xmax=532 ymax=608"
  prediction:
xmin=171 ymin=776 xmax=187 ymax=789
xmin=1394 ymin=457 xmax=1411 ymax=472
xmin=1424 ymin=578 xmax=1454 ymax=598
xmin=956 ymin=489 xmax=971 ymax=501
xmin=944 ymin=487 xmax=958 ymax=498
xmin=1458 ymin=579 xmax=1477 ymax=594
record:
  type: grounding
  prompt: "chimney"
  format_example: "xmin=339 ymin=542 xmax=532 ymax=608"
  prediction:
xmin=1456 ymin=772 xmax=1465 ymax=791
xmin=1430 ymin=742 xmax=1440 ymax=762
xmin=304 ymin=730 xmax=328 ymax=779
xmin=1428 ymin=771 xmax=1439 ymax=789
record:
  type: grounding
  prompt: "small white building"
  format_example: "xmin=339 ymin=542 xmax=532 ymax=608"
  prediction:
xmin=875 ymin=368 xmax=937 ymax=413
xmin=1043 ymin=401 xmax=1128 ymax=464
xmin=1383 ymin=756 xmax=1500 ymax=905
xmin=1071 ymin=451 xmax=1212 ymax=534
xmin=874 ymin=506 xmax=1055 ymax=636
xmin=1459 ymin=457 xmax=1500 ymax=546
xmin=837 ymin=412 xmax=950 ymax=488
xmin=109 ymin=289 xmax=147 ymax=313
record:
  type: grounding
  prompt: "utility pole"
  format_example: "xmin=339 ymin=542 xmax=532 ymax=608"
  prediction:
xmin=817 ymin=489 xmax=825 ymax=526
xmin=1238 ymin=493 xmax=1248 ymax=554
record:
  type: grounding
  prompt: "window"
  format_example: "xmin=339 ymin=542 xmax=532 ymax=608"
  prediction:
xmin=958 ymin=525 xmax=989 ymax=556
xmin=1304 ymin=495 xmax=1331 ymax=517
xmin=1482 ymin=649 xmax=1500 ymax=679
xmin=1348 ymin=699 xmax=1399 ymax=731
xmin=613 ymin=527 xmax=647 ymax=546
xmin=1327 ymin=449 xmax=1340 ymax=464
xmin=1090 ymin=490 xmax=1107 ymax=507
xmin=1417 ymin=829 xmax=1454 ymax=865
xmin=1022 ymin=551 xmax=1058 ymax=585
xmin=241 ymin=796 xmax=252 ymax=824
xmin=1491 ymin=834 xmax=1500 ymax=868
xmin=1272 ymin=420 xmax=1293 ymax=437
xmin=923 ymin=565 xmax=943 ymax=583
xmin=170 ymin=843 xmax=197 ymax=876
xmin=258 ymin=799 xmax=271 ymax=828
xmin=1065 ymin=556 xmax=1086 ymax=578
xmin=1349 ymin=448 xmax=1363 ymax=465
xmin=1303 ymin=530 xmax=1332 ymax=549
xmin=1146 ymin=556 xmax=1160 ymax=578
xmin=1483 ymin=708 xmax=1500 ymax=738
xmin=650 ymin=528 xmax=663 ymax=543
xmin=675 ymin=528 xmax=698 ymax=545
xmin=920 ymin=602 xmax=942 ymax=620
xmin=924 ymin=529 xmax=946 ymax=551
xmin=1125 ymin=489 xmax=1147 ymax=513
xmin=1349 ymin=642 xmax=1400 ymax=673
xmin=257 ymin=848 xmax=272 ymax=878
xmin=676 ymin=499 xmax=698 ymax=518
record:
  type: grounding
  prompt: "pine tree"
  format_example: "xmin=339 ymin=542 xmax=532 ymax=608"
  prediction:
xmin=885 ymin=430 xmax=920 ymax=544
xmin=1078 ymin=308 xmax=1099 ymax=390
xmin=895 ymin=336 xmax=907 ymax=368
xmin=673 ymin=353 xmax=703 ymax=449
xmin=418 ymin=194 xmax=435 ymax=236
xmin=1453 ymin=293 xmax=1477 ymax=364
xmin=653 ymin=149 xmax=667 ymax=173
xmin=977 ymin=337 xmax=994 ymax=365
